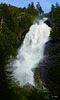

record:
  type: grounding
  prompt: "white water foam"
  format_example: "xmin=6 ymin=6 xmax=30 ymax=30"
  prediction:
xmin=10 ymin=18 xmax=51 ymax=86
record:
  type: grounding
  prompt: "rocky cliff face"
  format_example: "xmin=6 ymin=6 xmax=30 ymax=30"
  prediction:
xmin=38 ymin=41 xmax=56 ymax=83
xmin=38 ymin=18 xmax=56 ymax=85
xmin=44 ymin=18 xmax=55 ymax=31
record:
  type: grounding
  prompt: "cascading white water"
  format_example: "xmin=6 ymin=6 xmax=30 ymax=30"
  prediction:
xmin=10 ymin=18 xmax=51 ymax=86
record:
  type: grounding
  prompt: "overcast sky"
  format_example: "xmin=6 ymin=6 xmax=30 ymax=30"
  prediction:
xmin=0 ymin=0 xmax=60 ymax=13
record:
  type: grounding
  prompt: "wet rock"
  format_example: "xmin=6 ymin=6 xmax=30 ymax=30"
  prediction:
xmin=44 ymin=18 xmax=55 ymax=31
xmin=24 ymin=83 xmax=34 ymax=90
xmin=38 ymin=40 xmax=57 ymax=83
xmin=18 ymin=29 xmax=29 ymax=40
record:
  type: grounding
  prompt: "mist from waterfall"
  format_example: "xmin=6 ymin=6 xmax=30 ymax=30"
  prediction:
xmin=10 ymin=18 xmax=51 ymax=86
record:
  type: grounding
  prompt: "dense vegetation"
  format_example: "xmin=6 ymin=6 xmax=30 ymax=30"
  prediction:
xmin=46 ymin=3 xmax=60 ymax=100
xmin=0 ymin=2 xmax=60 ymax=100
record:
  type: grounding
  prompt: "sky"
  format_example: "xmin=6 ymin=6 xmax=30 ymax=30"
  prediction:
xmin=0 ymin=0 xmax=60 ymax=13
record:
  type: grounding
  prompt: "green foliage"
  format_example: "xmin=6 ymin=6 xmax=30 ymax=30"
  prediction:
xmin=46 ymin=3 xmax=60 ymax=99
xmin=28 ymin=88 xmax=50 ymax=100
xmin=47 ymin=64 xmax=60 ymax=97
xmin=1 ymin=2 xmax=60 ymax=100
xmin=0 ymin=2 xmax=42 ymax=100
xmin=36 ymin=2 xmax=44 ymax=15
xmin=50 ymin=4 xmax=55 ymax=18
xmin=8 ymin=81 xmax=29 ymax=100
xmin=34 ymin=68 xmax=40 ymax=88
xmin=27 ymin=2 xmax=38 ymax=16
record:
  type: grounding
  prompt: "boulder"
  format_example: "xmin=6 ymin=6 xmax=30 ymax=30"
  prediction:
xmin=44 ymin=18 xmax=55 ymax=30
xmin=24 ymin=83 xmax=34 ymax=90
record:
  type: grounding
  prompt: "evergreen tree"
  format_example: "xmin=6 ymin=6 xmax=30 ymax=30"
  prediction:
xmin=30 ymin=2 xmax=35 ymax=9
xmin=36 ymin=2 xmax=44 ymax=15
xmin=34 ymin=68 xmax=40 ymax=88
xmin=50 ymin=4 xmax=55 ymax=18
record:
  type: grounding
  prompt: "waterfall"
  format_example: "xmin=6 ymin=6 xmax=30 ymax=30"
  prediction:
xmin=10 ymin=18 xmax=51 ymax=86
